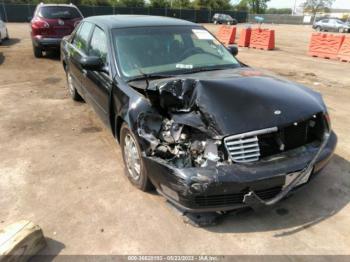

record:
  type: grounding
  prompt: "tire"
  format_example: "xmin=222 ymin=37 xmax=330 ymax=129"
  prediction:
xmin=120 ymin=123 xmax=153 ymax=192
xmin=4 ymin=29 xmax=9 ymax=40
xmin=66 ymin=72 xmax=83 ymax=101
xmin=33 ymin=45 xmax=42 ymax=58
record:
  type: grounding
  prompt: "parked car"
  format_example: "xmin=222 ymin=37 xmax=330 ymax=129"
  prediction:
xmin=0 ymin=17 xmax=9 ymax=45
xmin=30 ymin=3 xmax=83 ymax=58
xmin=61 ymin=15 xmax=336 ymax=214
xmin=212 ymin=13 xmax=237 ymax=25
xmin=313 ymin=18 xmax=350 ymax=33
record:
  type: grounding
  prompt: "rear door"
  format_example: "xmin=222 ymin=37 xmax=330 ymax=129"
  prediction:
xmin=66 ymin=21 xmax=93 ymax=98
xmin=81 ymin=25 xmax=112 ymax=126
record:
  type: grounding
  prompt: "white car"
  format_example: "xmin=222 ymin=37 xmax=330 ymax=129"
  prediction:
xmin=0 ymin=18 xmax=9 ymax=44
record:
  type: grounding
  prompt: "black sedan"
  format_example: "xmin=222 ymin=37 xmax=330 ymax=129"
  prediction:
xmin=61 ymin=15 xmax=336 ymax=214
xmin=212 ymin=13 xmax=237 ymax=25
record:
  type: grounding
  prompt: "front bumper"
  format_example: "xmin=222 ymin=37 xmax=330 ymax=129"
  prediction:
xmin=143 ymin=131 xmax=337 ymax=212
xmin=32 ymin=36 xmax=62 ymax=49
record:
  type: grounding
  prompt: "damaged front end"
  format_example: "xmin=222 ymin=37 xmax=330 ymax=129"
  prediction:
xmin=134 ymin=74 xmax=337 ymax=212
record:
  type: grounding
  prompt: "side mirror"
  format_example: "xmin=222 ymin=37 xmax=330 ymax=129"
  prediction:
xmin=79 ymin=56 xmax=104 ymax=71
xmin=227 ymin=45 xmax=238 ymax=56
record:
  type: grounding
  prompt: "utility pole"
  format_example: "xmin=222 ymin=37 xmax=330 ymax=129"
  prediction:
xmin=292 ymin=0 xmax=298 ymax=16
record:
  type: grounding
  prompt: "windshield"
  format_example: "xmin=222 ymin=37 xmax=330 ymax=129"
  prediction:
xmin=39 ymin=6 xmax=82 ymax=20
xmin=112 ymin=26 xmax=240 ymax=79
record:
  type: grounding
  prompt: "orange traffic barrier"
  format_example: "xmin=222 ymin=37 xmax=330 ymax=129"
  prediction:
xmin=338 ymin=36 xmax=350 ymax=62
xmin=308 ymin=33 xmax=344 ymax=60
xmin=249 ymin=29 xmax=275 ymax=50
xmin=216 ymin=25 xmax=236 ymax=45
xmin=238 ymin=28 xmax=252 ymax=47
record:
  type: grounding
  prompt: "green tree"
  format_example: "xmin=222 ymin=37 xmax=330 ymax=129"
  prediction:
xmin=193 ymin=0 xmax=232 ymax=10
xmin=80 ymin=0 xmax=112 ymax=6
xmin=235 ymin=0 xmax=269 ymax=13
xmin=235 ymin=0 xmax=249 ymax=11
xmin=172 ymin=0 xmax=192 ymax=9
xmin=302 ymin=0 xmax=335 ymax=14
xmin=119 ymin=0 xmax=145 ymax=7
xmin=149 ymin=0 xmax=170 ymax=8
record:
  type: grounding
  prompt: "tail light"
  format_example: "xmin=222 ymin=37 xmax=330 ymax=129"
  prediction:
xmin=31 ymin=17 xmax=50 ymax=29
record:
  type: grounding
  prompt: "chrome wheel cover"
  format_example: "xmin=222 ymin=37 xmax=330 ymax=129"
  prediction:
xmin=123 ymin=134 xmax=141 ymax=181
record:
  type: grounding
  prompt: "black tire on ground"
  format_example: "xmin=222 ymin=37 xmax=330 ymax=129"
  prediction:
xmin=120 ymin=123 xmax=153 ymax=192
xmin=66 ymin=72 xmax=84 ymax=101
xmin=33 ymin=45 xmax=42 ymax=58
xmin=4 ymin=29 xmax=9 ymax=40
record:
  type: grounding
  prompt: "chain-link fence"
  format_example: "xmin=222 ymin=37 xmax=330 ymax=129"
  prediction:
xmin=248 ymin=14 xmax=315 ymax=25
xmin=0 ymin=3 xmax=248 ymax=23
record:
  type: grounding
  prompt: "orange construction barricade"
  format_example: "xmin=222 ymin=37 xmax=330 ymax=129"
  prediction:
xmin=308 ymin=33 xmax=345 ymax=60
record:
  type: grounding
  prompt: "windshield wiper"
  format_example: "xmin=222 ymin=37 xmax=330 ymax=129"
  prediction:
xmin=126 ymin=73 xmax=174 ymax=83
xmin=180 ymin=66 xmax=234 ymax=75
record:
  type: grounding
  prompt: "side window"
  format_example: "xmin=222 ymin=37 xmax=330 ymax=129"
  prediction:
xmin=72 ymin=22 xmax=93 ymax=53
xmin=89 ymin=26 xmax=108 ymax=65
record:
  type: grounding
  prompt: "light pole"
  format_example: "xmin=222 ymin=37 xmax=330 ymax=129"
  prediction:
xmin=292 ymin=0 xmax=298 ymax=16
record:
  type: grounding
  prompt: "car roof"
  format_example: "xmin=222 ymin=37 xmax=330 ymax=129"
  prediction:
xmin=83 ymin=15 xmax=197 ymax=30
xmin=38 ymin=4 xmax=78 ymax=8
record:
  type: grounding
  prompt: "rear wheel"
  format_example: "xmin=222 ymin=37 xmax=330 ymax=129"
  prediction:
xmin=120 ymin=123 xmax=153 ymax=192
xmin=33 ymin=45 xmax=42 ymax=58
xmin=66 ymin=72 xmax=83 ymax=101
xmin=4 ymin=29 xmax=9 ymax=40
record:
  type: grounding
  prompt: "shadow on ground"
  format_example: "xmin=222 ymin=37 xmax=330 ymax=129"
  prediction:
xmin=43 ymin=50 xmax=61 ymax=61
xmin=204 ymin=154 xmax=350 ymax=235
xmin=31 ymin=238 xmax=65 ymax=261
xmin=1 ymin=38 xmax=21 ymax=47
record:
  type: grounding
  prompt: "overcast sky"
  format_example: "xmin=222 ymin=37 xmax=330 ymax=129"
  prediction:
xmin=267 ymin=0 xmax=350 ymax=9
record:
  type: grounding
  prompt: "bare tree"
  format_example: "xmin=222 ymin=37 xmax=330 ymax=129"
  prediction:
xmin=303 ymin=0 xmax=335 ymax=15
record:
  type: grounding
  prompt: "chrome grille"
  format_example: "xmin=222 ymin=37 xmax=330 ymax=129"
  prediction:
xmin=224 ymin=135 xmax=260 ymax=163
xmin=224 ymin=127 xmax=278 ymax=163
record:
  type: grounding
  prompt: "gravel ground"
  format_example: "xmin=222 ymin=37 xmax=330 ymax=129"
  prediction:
xmin=0 ymin=23 xmax=350 ymax=255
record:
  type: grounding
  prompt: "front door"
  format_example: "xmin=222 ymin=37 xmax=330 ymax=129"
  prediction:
xmin=81 ymin=25 xmax=111 ymax=127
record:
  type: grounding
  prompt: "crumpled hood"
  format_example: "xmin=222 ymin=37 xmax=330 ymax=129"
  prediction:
xmin=145 ymin=68 xmax=326 ymax=137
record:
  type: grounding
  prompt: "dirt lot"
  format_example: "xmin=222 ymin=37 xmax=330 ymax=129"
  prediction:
xmin=1 ymin=23 xmax=350 ymax=255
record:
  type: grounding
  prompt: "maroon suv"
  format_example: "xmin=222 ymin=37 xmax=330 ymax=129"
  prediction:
xmin=30 ymin=3 xmax=83 ymax=58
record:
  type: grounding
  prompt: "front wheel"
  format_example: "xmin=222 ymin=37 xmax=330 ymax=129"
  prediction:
xmin=120 ymin=123 xmax=153 ymax=192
